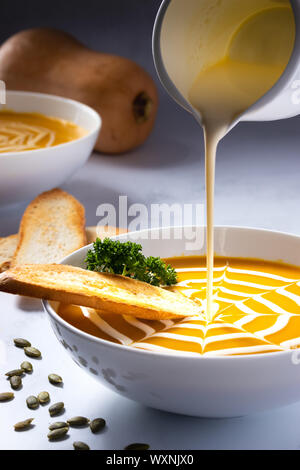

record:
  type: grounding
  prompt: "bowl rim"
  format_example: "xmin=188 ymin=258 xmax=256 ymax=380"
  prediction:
xmin=0 ymin=90 xmax=101 ymax=158
xmin=43 ymin=225 xmax=300 ymax=362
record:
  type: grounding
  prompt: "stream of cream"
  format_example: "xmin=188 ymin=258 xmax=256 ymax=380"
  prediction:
xmin=187 ymin=3 xmax=295 ymax=320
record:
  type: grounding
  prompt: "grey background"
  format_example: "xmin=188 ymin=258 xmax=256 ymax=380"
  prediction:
xmin=1 ymin=0 xmax=300 ymax=237
xmin=1 ymin=0 xmax=300 ymax=451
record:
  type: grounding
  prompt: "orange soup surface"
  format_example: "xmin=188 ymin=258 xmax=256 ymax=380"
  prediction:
xmin=56 ymin=256 xmax=300 ymax=356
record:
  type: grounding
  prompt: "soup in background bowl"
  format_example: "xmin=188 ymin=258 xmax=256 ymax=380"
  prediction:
xmin=0 ymin=110 xmax=87 ymax=153
xmin=44 ymin=226 xmax=300 ymax=418
xmin=0 ymin=91 xmax=101 ymax=206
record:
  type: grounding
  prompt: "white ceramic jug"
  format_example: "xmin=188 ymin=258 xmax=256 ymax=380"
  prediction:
xmin=153 ymin=0 xmax=300 ymax=130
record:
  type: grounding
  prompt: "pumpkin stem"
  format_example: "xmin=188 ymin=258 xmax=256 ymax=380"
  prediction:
xmin=133 ymin=92 xmax=153 ymax=123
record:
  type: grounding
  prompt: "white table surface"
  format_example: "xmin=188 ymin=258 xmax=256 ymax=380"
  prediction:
xmin=1 ymin=100 xmax=300 ymax=450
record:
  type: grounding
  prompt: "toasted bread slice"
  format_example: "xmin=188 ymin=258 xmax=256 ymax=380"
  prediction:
xmin=0 ymin=234 xmax=18 ymax=272
xmin=11 ymin=189 xmax=86 ymax=267
xmin=0 ymin=264 xmax=201 ymax=320
xmin=0 ymin=225 xmax=127 ymax=273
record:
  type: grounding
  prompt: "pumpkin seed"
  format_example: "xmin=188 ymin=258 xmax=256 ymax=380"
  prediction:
xmin=124 ymin=443 xmax=150 ymax=450
xmin=49 ymin=421 xmax=69 ymax=431
xmin=21 ymin=361 xmax=33 ymax=373
xmin=24 ymin=346 xmax=41 ymax=358
xmin=10 ymin=375 xmax=22 ymax=390
xmin=67 ymin=416 xmax=89 ymax=427
xmin=0 ymin=392 xmax=14 ymax=401
xmin=14 ymin=338 xmax=31 ymax=348
xmin=49 ymin=402 xmax=64 ymax=417
xmin=26 ymin=395 xmax=39 ymax=410
xmin=47 ymin=427 xmax=69 ymax=440
xmin=5 ymin=369 xmax=24 ymax=377
xmin=48 ymin=374 xmax=63 ymax=385
xmin=37 ymin=391 xmax=50 ymax=404
xmin=14 ymin=418 xmax=34 ymax=430
xmin=90 ymin=418 xmax=106 ymax=433
xmin=73 ymin=441 xmax=90 ymax=450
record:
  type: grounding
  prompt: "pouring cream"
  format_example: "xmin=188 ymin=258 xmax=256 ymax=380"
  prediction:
xmin=53 ymin=0 xmax=300 ymax=357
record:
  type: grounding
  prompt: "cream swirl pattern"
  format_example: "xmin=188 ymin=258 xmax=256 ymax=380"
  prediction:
xmin=0 ymin=111 xmax=87 ymax=153
xmin=56 ymin=257 xmax=300 ymax=357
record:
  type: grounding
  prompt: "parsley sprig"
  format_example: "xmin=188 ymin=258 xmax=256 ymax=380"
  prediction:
xmin=85 ymin=238 xmax=178 ymax=287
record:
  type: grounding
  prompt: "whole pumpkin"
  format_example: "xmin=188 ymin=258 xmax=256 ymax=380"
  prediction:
xmin=0 ymin=28 xmax=158 ymax=154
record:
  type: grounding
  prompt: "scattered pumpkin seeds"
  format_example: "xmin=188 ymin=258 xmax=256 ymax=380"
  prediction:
xmin=24 ymin=346 xmax=41 ymax=358
xmin=0 ymin=392 xmax=14 ymax=402
xmin=47 ymin=427 xmax=69 ymax=441
xmin=67 ymin=416 xmax=89 ymax=427
xmin=37 ymin=391 xmax=50 ymax=405
xmin=13 ymin=338 xmax=31 ymax=348
xmin=14 ymin=418 xmax=34 ymax=431
xmin=26 ymin=395 xmax=39 ymax=410
xmin=5 ymin=336 xmax=114 ymax=447
xmin=10 ymin=375 xmax=22 ymax=390
xmin=48 ymin=374 xmax=63 ymax=385
xmin=73 ymin=441 xmax=90 ymax=450
xmin=20 ymin=361 xmax=33 ymax=373
xmin=49 ymin=421 xmax=69 ymax=431
xmin=5 ymin=369 xmax=24 ymax=377
xmin=124 ymin=443 xmax=150 ymax=450
xmin=49 ymin=402 xmax=64 ymax=417
xmin=90 ymin=417 xmax=106 ymax=433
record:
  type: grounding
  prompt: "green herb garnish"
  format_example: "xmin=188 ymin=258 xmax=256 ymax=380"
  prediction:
xmin=85 ymin=238 xmax=178 ymax=287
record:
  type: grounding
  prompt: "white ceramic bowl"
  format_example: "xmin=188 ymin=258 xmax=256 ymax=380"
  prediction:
xmin=43 ymin=226 xmax=300 ymax=418
xmin=0 ymin=91 xmax=101 ymax=206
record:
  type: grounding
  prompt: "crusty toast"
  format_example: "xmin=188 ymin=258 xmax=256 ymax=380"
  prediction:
xmin=0 ymin=264 xmax=201 ymax=320
xmin=11 ymin=189 xmax=86 ymax=267
xmin=0 ymin=235 xmax=18 ymax=272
